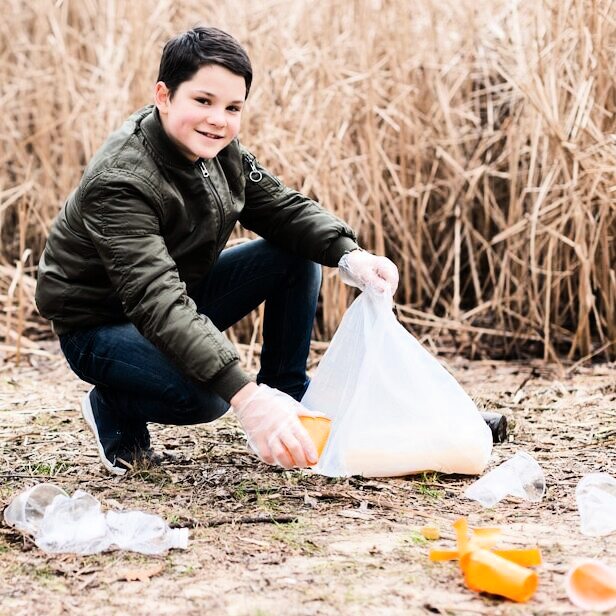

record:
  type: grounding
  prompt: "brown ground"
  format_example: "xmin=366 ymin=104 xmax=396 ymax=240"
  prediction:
xmin=1 ymin=342 xmax=615 ymax=616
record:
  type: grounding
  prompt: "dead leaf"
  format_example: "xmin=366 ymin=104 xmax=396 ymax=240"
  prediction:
xmin=116 ymin=562 xmax=165 ymax=583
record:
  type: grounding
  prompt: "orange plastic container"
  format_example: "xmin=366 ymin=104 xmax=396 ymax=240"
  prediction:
xmin=460 ymin=548 xmax=539 ymax=603
xmin=565 ymin=560 xmax=616 ymax=612
xmin=299 ymin=416 xmax=332 ymax=460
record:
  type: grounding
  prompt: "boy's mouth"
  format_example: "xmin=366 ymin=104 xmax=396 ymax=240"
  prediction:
xmin=196 ymin=130 xmax=224 ymax=140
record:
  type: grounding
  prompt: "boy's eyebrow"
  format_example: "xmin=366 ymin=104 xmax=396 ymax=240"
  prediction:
xmin=192 ymin=89 xmax=244 ymax=104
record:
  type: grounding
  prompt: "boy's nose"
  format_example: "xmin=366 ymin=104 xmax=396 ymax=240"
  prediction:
xmin=207 ymin=109 xmax=226 ymax=128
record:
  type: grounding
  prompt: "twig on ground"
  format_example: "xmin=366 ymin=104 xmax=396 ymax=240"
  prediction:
xmin=173 ymin=513 xmax=299 ymax=529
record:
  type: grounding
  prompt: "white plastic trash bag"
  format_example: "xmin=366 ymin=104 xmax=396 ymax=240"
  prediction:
xmin=302 ymin=288 xmax=492 ymax=477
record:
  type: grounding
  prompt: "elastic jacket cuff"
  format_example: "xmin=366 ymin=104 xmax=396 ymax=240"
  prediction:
xmin=326 ymin=237 xmax=360 ymax=265
xmin=209 ymin=361 xmax=253 ymax=403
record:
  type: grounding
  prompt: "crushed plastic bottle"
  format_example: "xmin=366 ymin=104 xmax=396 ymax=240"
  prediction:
xmin=576 ymin=473 xmax=616 ymax=537
xmin=463 ymin=451 xmax=546 ymax=507
xmin=107 ymin=511 xmax=188 ymax=555
xmin=3 ymin=483 xmax=67 ymax=535
xmin=36 ymin=490 xmax=111 ymax=555
xmin=4 ymin=483 xmax=188 ymax=555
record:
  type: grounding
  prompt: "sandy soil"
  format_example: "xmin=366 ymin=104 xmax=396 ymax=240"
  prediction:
xmin=1 ymin=343 xmax=615 ymax=615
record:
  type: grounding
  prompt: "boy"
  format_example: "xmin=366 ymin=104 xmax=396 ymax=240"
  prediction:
xmin=35 ymin=26 xmax=398 ymax=476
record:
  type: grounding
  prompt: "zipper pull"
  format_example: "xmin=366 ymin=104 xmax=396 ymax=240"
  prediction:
xmin=199 ymin=161 xmax=209 ymax=178
xmin=248 ymin=156 xmax=262 ymax=182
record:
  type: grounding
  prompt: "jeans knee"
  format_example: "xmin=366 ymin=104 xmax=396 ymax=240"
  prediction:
xmin=289 ymin=256 xmax=322 ymax=296
xmin=170 ymin=387 xmax=230 ymax=425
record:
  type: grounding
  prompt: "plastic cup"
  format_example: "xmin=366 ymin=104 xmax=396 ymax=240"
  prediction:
xmin=464 ymin=451 xmax=546 ymax=507
xmin=460 ymin=548 xmax=539 ymax=602
xmin=3 ymin=483 xmax=68 ymax=535
xmin=565 ymin=560 xmax=616 ymax=612
xmin=576 ymin=473 xmax=616 ymax=537
xmin=299 ymin=416 xmax=332 ymax=460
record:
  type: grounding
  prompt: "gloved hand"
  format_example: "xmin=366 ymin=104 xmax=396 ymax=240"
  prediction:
xmin=233 ymin=384 xmax=324 ymax=469
xmin=338 ymin=249 xmax=399 ymax=294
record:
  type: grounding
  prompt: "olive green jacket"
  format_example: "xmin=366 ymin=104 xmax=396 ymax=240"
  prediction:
xmin=35 ymin=105 xmax=358 ymax=401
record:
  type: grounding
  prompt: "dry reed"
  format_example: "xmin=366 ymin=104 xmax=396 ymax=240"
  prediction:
xmin=1 ymin=0 xmax=615 ymax=361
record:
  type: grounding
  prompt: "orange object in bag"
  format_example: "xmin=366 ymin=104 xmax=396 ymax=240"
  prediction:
xmin=299 ymin=416 xmax=332 ymax=460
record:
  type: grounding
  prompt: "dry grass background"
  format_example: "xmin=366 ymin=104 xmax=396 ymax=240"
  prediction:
xmin=1 ymin=0 xmax=615 ymax=362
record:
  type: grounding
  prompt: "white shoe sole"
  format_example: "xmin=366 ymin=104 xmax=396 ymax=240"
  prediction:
xmin=81 ymin=391 xmax=126 ymax=476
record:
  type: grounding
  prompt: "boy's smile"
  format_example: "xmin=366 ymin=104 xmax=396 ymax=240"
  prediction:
xmin=196 ymin=130 xmax=223 ymax=140
xmin=155 ymin=64 xmax=246 ymax=161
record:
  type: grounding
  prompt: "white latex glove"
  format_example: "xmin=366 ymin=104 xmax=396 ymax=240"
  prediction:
xmin=233 ymin=384 xmax=324 ymax=469
xmin=338 ymin=249 xmax=399 ymax=294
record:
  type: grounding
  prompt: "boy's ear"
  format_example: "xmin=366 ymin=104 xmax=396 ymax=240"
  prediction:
xmin=154 ymin=81 xmax=171 ymax=114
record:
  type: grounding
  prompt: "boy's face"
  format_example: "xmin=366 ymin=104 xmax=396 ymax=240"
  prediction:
xmin=155 ymin=64 xmax=246 ymax=161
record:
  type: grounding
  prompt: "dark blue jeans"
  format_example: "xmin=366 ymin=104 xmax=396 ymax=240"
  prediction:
xmin=59 ymin=239 xmax=322 ymax=442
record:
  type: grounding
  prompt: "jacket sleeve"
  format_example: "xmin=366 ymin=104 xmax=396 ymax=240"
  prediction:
xmin=80 ymin=170 xmax=250 ymax=402
xmin=237 ymin=146 xmax=359 ymax=266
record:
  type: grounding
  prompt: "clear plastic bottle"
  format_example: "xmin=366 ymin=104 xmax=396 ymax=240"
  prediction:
xmin=3 ymin=483 xmax=67 ymax=535
xmin=36 ymin=490 xmax=111 ymax=555
xmin=4 ymin=483 xmax=188 ymax=555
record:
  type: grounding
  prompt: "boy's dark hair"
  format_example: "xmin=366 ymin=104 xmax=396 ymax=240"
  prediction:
xmin=157 ymin=26 xmax=252 ymax=98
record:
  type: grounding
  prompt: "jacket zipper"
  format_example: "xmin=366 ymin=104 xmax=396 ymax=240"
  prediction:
xmin=246 ymin=153 xmax=282 ymax=188
xmin=199 ymin=160 xmax=209 ymax=178
xmin=246 ymin=154 xmax=263 ymax=182
xmin=199 ymin=160 xmax=226 ymax=248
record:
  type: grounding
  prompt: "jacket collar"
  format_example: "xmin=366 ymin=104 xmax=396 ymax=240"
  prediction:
xmin=140 ymin=106 xmax=199 ymax=170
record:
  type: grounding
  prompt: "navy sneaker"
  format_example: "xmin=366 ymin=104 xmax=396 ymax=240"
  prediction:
xmin=81 ymin=390 xmax=127 ymax=476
